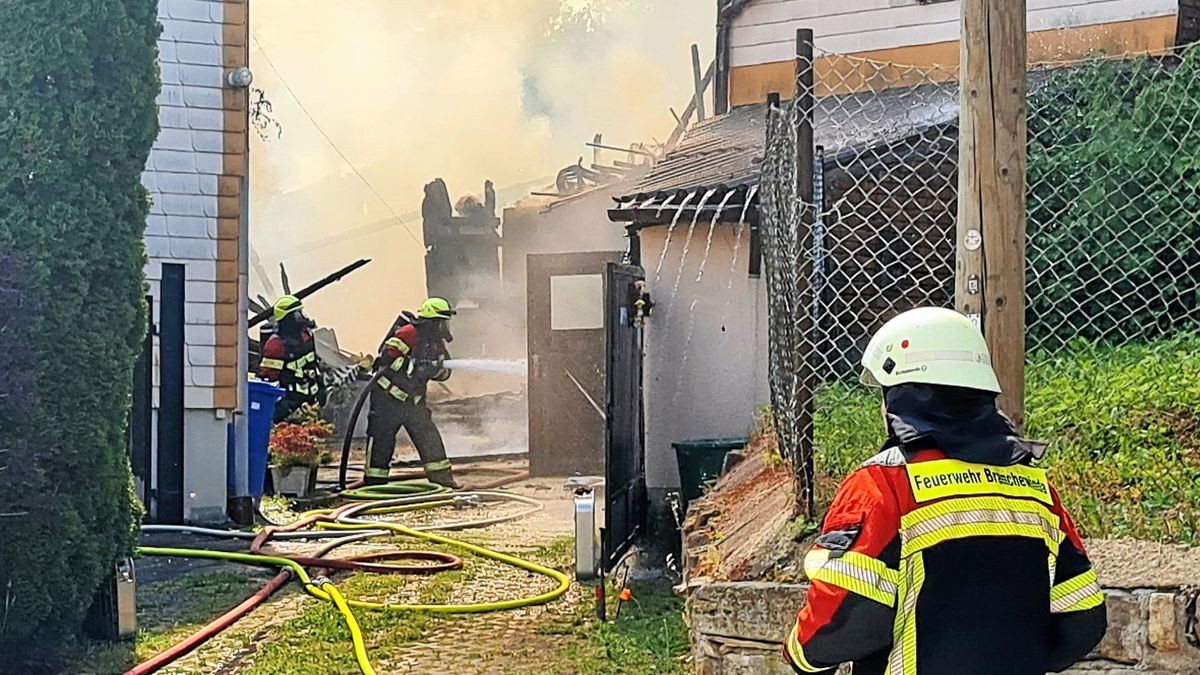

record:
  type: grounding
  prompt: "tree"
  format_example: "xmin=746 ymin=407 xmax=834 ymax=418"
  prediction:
xmin=0 ymin=0 xmax=159 ymax=651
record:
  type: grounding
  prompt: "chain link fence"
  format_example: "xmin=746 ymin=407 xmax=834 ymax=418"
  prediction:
xmin=759 ymin=42 xmax=1200 ymax=527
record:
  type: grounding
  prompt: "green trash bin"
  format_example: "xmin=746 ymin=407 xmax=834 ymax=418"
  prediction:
xmin=673 ymin=437 xmax=750 ymax=507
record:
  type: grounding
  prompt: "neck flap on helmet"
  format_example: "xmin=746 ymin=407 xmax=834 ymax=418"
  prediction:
xmin=881 ymin=383 xmax=1044 ymax=466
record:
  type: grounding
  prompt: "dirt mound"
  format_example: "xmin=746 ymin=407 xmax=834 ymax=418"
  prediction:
xmin=682 ymin=433 xmax=814 ymax=585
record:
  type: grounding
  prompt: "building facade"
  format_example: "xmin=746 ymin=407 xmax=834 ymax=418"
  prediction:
xmin=725 ymin=0 xmax=1185 ymax=106
xmin=141 ymin=0 xmax=250 ymax=523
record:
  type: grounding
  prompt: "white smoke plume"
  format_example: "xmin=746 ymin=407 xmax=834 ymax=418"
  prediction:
xmin=249 ymin=1 xmax=715 ymax=352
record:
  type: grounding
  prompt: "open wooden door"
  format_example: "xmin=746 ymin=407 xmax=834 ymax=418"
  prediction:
xmin=526 ymin=251 xmax=624 ymax=476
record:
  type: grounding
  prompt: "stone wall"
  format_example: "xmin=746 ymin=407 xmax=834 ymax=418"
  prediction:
xmin=687 ymin=540 xmax=1200 ymax=674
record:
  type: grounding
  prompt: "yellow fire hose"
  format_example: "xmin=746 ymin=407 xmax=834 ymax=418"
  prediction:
xmin=135 ymin=491 xmax=572 ymax=674
xmin=317 ymin=580 xmax=376 ymax=675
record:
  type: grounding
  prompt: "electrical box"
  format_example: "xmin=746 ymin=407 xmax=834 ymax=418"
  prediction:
xmin=85 ymin=558 xmax=137 ymax=641
xmin=567 ymin=477 xmax=605 ymax=581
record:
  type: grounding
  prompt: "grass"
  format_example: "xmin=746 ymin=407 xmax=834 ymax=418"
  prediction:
xmin=530 ymin=582 xmax=690 ymax=675
xmin=243 ymin=534 xmax=473 ymax=675
xmin=810 ymin=335 xmax=1200 ymax=544
xmin=153 ymin=535 xmax=687 ymax=675
xmin=61 ymin=528 xmax=689 ymax=675
xmin=64 ymin=571 xmax=265 ymax=674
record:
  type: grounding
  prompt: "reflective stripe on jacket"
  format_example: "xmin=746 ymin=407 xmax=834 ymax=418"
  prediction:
xmin=375 ymin=323 xmax=448 ymax=403
xmin=258 ymin=333 xmax=323 ymax=400
xmin=784 ymin=446 xmax=1107 ymax=675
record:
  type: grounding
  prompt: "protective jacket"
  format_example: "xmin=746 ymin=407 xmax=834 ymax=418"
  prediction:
xmin=784 ymin=386 xmax=1107 ymax=675
xmin=258 ymin=330 xmax=324 ymax=416
xmin=375 ymin=320 xmax=450 ymax=405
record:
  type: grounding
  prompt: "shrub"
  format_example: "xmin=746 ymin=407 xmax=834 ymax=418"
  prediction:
xmin=813 ymin=337 xmax=1200 ymax=544
xmin=0 ymin=0 xmax=159 ymax=651
xmin=1026 ymin=51 xmax=1200 ymax=349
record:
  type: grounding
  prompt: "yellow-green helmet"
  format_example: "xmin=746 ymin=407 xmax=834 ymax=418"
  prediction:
xmin=417 ymin=297 xmax=455 ymax=320
xmin=860 ymin=307 xmax=1001 ymax=393
xmin=272 ymin=295 xmax=303 ymax=323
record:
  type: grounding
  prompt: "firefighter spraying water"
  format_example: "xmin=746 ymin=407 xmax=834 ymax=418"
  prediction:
xmin=363 ymin=297 xmax=461 ymax=489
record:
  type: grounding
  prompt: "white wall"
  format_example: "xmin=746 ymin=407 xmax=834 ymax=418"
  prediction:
xmin=143 ymin=0 xmax=239 ymax=521
xmin=183 ymin=410 xmax=229 ymax=523
xmin=730 ymin=0 xmax=1179 ymax=66
xmin=640 ymin=223 xmax=770 ymax=489
xmin=144 ymin=0 xmax=230 ymax=412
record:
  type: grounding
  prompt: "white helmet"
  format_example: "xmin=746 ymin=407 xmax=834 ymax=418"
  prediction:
xmin=860 ymin=307 xmax=1001 ymax=393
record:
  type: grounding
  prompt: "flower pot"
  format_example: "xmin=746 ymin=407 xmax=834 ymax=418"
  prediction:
xmin=270 ymin=465 xmax=317 ymax=497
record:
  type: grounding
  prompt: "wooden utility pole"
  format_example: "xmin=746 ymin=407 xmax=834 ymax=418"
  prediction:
xmin=955 ymin=0 xmax=1028 ymax=429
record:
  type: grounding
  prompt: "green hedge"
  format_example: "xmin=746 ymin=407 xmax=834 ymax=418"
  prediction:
xmin=813 ymin=336 xmax=1200 ymax=544
xmin=1026 ymin=51 xmax=1200 ymax=349
xmin=0 ymin=0 xmax=159 ymax=651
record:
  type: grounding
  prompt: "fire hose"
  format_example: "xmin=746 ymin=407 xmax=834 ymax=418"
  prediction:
xmin=128 ymin=485 xmax=567 ymax=674
xmin=337 ymin=369 xmax=384 ymax=491
xmin=334 ymin=368 xmax=530 ymax=492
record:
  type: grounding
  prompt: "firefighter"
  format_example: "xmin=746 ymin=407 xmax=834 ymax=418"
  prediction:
xmin=365 ymin=297 xmax=459 ymax=489
xmin=783 ymin=307 xmax=1106 ymax=675
xmin=258 ymin=295 xmax=325 ymax=423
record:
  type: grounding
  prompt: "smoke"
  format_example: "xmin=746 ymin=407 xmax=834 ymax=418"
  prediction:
xmin=249 ymin=1 xmax=714 ymax=352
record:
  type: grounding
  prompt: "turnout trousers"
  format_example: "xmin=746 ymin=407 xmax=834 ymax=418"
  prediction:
xmin=364 ymin=387 xmax=451 ymax=484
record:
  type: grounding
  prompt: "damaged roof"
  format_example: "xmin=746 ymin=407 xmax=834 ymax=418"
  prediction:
xmin=614 ymin=70 xmax=1072 ymax=214
xmin=619 ymin=80 xmax=961 ymax=202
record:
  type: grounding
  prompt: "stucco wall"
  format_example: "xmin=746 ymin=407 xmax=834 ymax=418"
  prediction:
xmin=502 ymin=182 xmax=639 ymax=334
xmin=639 ymin=223 xmax=770 ymax=489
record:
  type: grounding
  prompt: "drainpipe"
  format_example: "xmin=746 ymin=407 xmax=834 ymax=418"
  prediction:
xmin=234 ymin=169 xmax=250 ymax=501
xmin=232 ymin=13 xmax=253 ymax=520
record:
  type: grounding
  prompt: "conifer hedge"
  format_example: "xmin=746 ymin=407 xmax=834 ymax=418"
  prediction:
xmin=0 ymin=0 xmax=160 ymax=651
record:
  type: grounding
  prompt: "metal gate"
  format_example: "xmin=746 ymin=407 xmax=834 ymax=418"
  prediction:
xmin=601 ymin=262 xmax=646 ymax=571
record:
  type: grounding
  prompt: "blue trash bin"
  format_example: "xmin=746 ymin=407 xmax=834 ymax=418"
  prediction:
xmin=247 ymin=379 xmax=286 ymax=498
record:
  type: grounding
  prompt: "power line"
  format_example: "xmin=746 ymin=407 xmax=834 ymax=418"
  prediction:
xmin=250 ymin=33 xmax=425 ymax=249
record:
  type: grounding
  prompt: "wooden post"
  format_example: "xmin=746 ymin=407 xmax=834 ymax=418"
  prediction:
xmin=691 ymin=43 xmax=707 ymax=122
xmin=715 ymin=10 xmax=731 ymax=115
xmin=955 ymin=0 xmax=1028 ymax=429
xmin=795 ymin=28 xmax=816 ymax=519
xmin=665 ymin=59 xmax=714 ymax=151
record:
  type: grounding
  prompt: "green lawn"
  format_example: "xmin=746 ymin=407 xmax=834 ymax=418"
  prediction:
xmin=67 ymin=572 xmax=267 ymax=674
xmin=813 ymin=335 xmax=1200 ymax=544
xmin=530 ymin=583 xmax=690 ymax=675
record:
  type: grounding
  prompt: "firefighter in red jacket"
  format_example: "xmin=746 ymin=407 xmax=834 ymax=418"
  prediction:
xmin=258 ymin=295 xmax=325 ymax=423
xmin=784 ymin=307 xmax=1107 ymax=675
xmin=365 ymin=298 xmax=459 ymax=489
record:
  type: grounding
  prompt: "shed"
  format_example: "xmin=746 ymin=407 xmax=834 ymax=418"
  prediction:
xmin=604 ymin=75 xmax=1011 ymax=495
